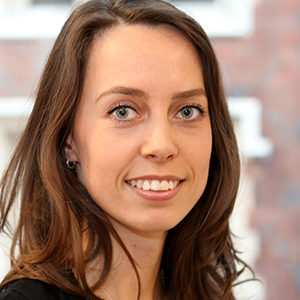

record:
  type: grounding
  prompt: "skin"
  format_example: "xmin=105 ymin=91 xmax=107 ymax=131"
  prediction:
xmin=66 ymin=24 xmax=212 ymax=299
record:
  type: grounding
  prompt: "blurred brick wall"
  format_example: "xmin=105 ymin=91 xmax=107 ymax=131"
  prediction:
xmin=212 ymin=0 xmax=300 ymax=299
xmin=0 ymin=40 xmax=53 ymax=97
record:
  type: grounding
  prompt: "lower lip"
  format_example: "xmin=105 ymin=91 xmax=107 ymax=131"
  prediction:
xmin=127 ymin=182 xmax=182 ymax=201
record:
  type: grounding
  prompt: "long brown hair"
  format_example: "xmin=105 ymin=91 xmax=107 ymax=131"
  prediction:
xmin=0 ymin=0 xmax=247 ymax=299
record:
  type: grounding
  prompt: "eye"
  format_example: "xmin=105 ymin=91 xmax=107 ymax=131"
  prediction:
xmin=109 ymin=105 xmax=137 ymax=120
xmin=176 ymin=105 xmax=203 ymax=120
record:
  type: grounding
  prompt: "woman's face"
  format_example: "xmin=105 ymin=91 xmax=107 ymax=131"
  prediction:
xmin=66 ymin=25 xmax=212 ymax=235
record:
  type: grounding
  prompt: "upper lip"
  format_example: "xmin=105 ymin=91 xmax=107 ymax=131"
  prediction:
xmin=126 ymin=175 xmax=184 ymax=181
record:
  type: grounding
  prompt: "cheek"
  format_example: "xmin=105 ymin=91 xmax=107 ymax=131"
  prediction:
xmin=188 ymin=129 xmax=212 ymax=163
xmin=76 ymin=135 xmax=134 ymax=190
xmin=189 ymin=130 xmax=212 ymax=187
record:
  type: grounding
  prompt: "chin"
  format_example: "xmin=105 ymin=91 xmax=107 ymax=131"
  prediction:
xmin=130 ymin=218 xmax=185 ymax=235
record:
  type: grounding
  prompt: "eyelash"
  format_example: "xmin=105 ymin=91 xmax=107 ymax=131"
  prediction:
xmin=182 ymin=103 xmax=205 ymax=114
xmin=176 ymin=103 xmax=205 ymax=121
xmin=107 ymin=102 xmax=205 ymax=122
xmin=107 ymin=102 xmax=137 ymax=123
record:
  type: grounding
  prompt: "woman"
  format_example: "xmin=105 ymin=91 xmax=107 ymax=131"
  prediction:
xmin=0 ymin=0 xmax=250 ymax=299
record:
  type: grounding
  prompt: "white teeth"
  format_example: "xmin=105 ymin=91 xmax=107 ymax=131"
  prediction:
xmin=137 ymin=180 xmax=143 ymax=189
xmin=169 ymin=181 xmax=174 ymax=190
xmin=142 ymin=180 xmax=151 ymax=191
xmin=151 ymin=180 xmax=160 ymax=191
xmin=127 ymin=179 xmax=180 ymax=191
xmin=160 ymin=180 xmax=169 ymax=191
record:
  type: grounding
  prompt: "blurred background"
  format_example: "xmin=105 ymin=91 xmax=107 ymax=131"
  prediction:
xmin=0 ymin=0 xmax=299 ymax=299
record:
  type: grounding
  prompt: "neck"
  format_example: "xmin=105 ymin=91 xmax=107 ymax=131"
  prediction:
xmin=89 ymin=222 xmax=167 ymax=300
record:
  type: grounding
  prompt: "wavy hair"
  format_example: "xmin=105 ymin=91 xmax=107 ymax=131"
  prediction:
xmin=0 ymin=0 xmax=248 ymax=299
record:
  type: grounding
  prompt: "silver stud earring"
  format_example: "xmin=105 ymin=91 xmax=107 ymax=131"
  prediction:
xmin=66 ymin=160 xmax=76 ymax=170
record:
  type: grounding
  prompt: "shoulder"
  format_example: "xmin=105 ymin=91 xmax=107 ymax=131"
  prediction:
xmin=0 ymin=279 xmax=85 ymax=300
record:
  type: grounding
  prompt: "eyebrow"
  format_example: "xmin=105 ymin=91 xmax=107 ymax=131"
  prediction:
xmin=95 ymin=86 xmax=206 ymax=103
xmin=95 ymin=86 xmax=149 ymax=103
xmin=171 ymin=88 xmax=206 ymax=100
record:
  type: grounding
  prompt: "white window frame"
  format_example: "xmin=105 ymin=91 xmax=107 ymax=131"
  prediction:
xmin=171 ymin=0 xmax=258 ymax=37
xmin=0 ymin=0 xmax=76 ymax=40
xmin=0 ymin=0 xmax=258 ymax=40
xmin=228 ymin=97 xmax=273 ymax=159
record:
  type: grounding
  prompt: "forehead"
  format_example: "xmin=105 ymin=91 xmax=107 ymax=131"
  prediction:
xmin=83 ymin=25 xmax=203 ymax=92
xmin=88 ymin=24 xmax=201 ymax=68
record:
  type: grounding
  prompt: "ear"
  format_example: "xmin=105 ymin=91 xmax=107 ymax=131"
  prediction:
xmin=65 ymin=132 xmax=79 ymax=163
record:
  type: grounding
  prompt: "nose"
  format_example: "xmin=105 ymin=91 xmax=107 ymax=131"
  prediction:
xmin=140 ymin=118 xmax=179 ymax=162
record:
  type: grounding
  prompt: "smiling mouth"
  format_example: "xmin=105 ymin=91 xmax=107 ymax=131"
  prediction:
xmin=126 ymin=179 xmax=181 ymax=192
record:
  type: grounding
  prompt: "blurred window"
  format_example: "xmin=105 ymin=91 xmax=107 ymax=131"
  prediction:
xmin=172 ymin=0 xmax=214 ymax=1
xmin=32 ymin=0 xmax=72 ymax=3
xmin=0 ymin=0 xmax=75 ymax=39
xmin=0 ymin=0 xmax=257 ymax=39
xmin=170 ymin=0 xmax=257 ymax=37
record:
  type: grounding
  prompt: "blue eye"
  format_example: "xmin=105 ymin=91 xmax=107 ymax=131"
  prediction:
xmin=115 ymin=107 xmax=129 ymax=119
xmin=176 ymin=106 xmax=202 ymax=120
xmin=111 ymin=106 xmax=137 ymax=120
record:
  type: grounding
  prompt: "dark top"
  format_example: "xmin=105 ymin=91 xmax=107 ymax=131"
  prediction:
xmin=0 ymin=279 xmax=86 ymax=300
